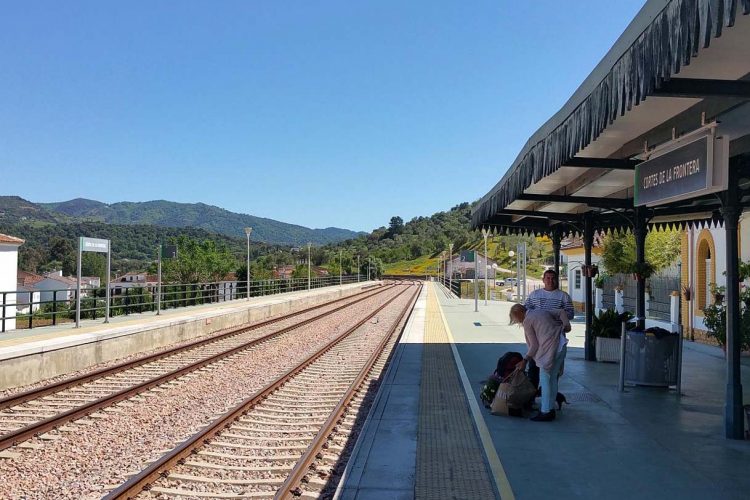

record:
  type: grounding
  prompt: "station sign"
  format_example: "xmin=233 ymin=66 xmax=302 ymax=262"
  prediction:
xmin=635 ymin=127 xmax=728 ymax=207
xmin=459 ymin=250 xmax=475 ymax=262
xmin=80 ymin=237 xmax=109 ymax=253
xmin=161 ymin=245 xmax=178 ymax=259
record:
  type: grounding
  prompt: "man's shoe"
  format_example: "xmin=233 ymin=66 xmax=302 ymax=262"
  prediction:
xmin=530 ymin=410 xmax=556 ymax=422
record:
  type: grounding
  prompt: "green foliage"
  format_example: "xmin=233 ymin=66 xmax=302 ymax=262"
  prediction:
xmin=629 ymin=261 xmax=655 ymax=279
xmin=592 ymin=309 xmax=633 ymax=338
xmin=593 ymin=272 xmax=607 ymax=289
xmin=160 ymin=236 xmax=238 ymax=283
xmin=600 ymin=229 xmax=681 ymax=275
xmin=702 ymin=284 xmax=750 ymax=349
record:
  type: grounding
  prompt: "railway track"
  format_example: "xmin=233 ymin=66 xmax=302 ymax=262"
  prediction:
xmin=0 ymin=283 xmax=398 ymax=453
xmin=105 ymin=283 xmax=421 ymax=499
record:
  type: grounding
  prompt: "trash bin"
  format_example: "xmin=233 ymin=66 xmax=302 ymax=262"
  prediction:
xmin=624 ymin=328 xmax=679 ymax=387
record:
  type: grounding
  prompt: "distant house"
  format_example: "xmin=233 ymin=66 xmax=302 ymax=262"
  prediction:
xmin=16 ymin=270 xmax=45 ymax=315
xmin=111 ymin=272 xmax=157 ymax=295
xmin=1 ymin=233 xmax=25 ymax=330
xmin=447 ymin=252 xmax=498 ymax=280
xmin=560 ymin=235 xmax=604 ymax=310
xmin=32 ymin=271 xmax=80 ymax=303
xmin=273 ymin=265 xmax=296 ymax=279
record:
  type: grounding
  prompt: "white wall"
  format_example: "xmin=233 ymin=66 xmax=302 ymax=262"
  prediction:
xmin=0 ymin=243 xmax=20 ymax=330
xmin=564 ymin=253 xmax=602 ymax=304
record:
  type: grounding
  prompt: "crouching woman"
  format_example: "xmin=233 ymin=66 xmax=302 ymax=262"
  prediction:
xmin=509 ymin=303 xmax=570 ymax=422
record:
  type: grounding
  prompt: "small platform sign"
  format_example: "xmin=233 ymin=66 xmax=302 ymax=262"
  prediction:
xmin=80 ymin=237 xmax=109 ymax=253
xmin=459 ymin=250 xmax=475 ymax=262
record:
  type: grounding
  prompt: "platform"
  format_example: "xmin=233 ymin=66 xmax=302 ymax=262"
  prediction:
xmin=338 ymin=282 xmax=750 ymax=499
xmin=0 ymin=281 xmax=372 ymax=390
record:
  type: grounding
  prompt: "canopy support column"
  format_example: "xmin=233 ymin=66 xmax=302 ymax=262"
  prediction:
xmin=552 ymin=230 xmax=561 ymax=278
xmin=584 ymin=216 xmax=595 ymax=361
xmin=635 ymin=207 xmax=648 ymax=331
xmin=721 ymin=163 xmax=744 ymax=440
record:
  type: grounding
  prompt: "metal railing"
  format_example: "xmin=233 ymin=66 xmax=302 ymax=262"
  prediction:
xmin=600 ymin=271 xmax=679 ymax=321
xmin=2 ymin=275 xmax=362 ymax=333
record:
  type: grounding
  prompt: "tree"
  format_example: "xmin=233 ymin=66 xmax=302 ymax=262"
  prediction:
xmin=388 ymin=216 xmax=404 ymax=237
xmin=162 ymin=236 xmax=238 ymax=283
xmin=600 ymin=229 xmax=681 ymax=274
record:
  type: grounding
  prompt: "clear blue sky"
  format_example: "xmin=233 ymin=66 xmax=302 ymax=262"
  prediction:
xmin=1 ymin=1 xmax=646 ymax=232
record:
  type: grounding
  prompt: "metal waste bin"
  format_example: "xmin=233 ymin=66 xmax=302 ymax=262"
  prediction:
xmin=624 ymin=330 xmax=679 ymax=387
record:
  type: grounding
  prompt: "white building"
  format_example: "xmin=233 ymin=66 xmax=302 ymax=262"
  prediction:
xmin=560 ymin=236 xmax=603 ymax=310
xmin=447 ymin=252 xmax=499 ymax=280
xmin=0 ymin=233 xmax=24 ymax=331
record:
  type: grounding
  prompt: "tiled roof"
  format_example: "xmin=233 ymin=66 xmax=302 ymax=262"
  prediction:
xmin=17 ymin=270 xmax=44 ymax=287
xmin=561 ymin=233 xmax=605 ymax=250
xmin=0 ymin=233 xmax=24 ymax=245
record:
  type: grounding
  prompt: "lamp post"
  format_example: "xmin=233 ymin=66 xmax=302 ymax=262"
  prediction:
xmin=244 ymin=227 xmax=253 ymax=300
xmin=339 ymin=249 xmax=343 ymax=286
xmin=367 ymin=256 xmax=371 ymax=281
xmin=307 ymin=242 xmax=312 ymax=290
xmin=508 ymin=250 xmax=515 ymax=300
xmin=448 ymin=243 xmax=454 ymax=295
xmin=482 ymin=228 xmax=489 ymax=306
xmin=357 ymin=254 xmax=360 ymax=282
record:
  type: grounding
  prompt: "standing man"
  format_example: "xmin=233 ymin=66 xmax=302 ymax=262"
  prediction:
xmin=525 ymin=269 xmax=574 ymax=320
xmin=524 ymin=269 xmax=574 ymax=387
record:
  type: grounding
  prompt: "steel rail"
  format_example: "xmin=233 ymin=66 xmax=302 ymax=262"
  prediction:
xmin=0 ymin=283 xmax=389 ymax=411
xmin=104 ymin=284 xmax=417 ymax=500
xmin=0 ymin=284 xmax=397 ymax=452
xmin=276 ymin=284 xmax=421 ymax=499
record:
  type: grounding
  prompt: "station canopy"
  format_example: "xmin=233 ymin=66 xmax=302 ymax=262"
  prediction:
xmin=472 ymin=0 xmax=750 ymax=237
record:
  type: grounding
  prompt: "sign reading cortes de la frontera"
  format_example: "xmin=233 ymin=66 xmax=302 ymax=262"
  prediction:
xmin=635 ymin=127 xmax=728 ymax=207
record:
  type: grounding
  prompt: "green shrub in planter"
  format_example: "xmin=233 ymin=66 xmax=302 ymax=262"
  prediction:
xmin=592 ymin=309 xmax=633 ymax=338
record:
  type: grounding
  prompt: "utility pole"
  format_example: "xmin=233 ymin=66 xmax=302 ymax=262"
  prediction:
xmin=307 ymin=242 xmax=311 ymax=290
xmin=357 ymin=254 xmax=360 ymax=282
xmin=482 ymin=228 xmax=489 ymax=306
xmin=244 ymin=227 xmax=253 ymax=300
xmin=448 ymin=243 xmax=454 ymax=296
xmin=339 ymin=249 xmax=343 ymax=286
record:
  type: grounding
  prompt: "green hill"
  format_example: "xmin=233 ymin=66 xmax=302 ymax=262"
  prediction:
xmin=0 ymin=197 xmax=362 ymax=246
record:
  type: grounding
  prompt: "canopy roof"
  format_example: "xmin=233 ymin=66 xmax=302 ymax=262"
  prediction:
xmin=473 ymin=0 xmax=750 ymax=236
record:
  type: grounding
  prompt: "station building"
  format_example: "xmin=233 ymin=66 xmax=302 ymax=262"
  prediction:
xmin=471 ymin=0 xmax=750 ymax=439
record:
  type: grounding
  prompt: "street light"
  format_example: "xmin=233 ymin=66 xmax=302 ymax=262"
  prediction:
xmin=448 ymin=243 xmax=454 ymax=295
xmin=482 ymin=228 xmax=489 ymax=306
xmin=307 ymin=242 xmax=312 ymax=290
xmin=244 ymin=227 xmax=253 ymax=300
xmin=508 ymin=250 xmax=515 ymax=300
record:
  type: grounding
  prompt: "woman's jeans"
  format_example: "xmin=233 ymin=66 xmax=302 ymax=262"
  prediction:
xmin=539 ymin=345 xmax=567 ymax=413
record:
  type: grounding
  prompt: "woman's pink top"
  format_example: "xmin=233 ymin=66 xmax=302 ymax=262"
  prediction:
xmin=522 ymin=309 xmax=570 ymax=371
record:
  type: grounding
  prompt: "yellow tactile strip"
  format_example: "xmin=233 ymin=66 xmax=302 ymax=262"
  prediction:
xmin=415 ymin=286 xmax=497 ymax=500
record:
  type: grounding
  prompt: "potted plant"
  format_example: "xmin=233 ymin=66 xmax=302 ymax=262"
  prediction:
xmin=593 ymin=272 xmax=607 ymax=289
xmin=710 ymin=283 xmax=725 ymax=304
xmin=629 ymin=261 xmax=655 ymax=281
xmin=582 ymin=264 xmax=599 ymax=278
xmin=592 ymin=309 xmax=633 ymax=362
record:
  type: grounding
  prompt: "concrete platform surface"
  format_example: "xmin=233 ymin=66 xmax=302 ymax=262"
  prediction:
xmin=439 ymin=289 xmax=750 ymax=500
xmin=339 ymin=282 xmax=750 ymax=500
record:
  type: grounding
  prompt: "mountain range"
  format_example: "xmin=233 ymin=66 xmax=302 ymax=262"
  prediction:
xmin=0 ymin=196 xmax=363 ymax=246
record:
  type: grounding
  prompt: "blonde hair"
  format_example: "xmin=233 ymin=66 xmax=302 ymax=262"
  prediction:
xmin=508 ymin=303 xmax=527 ymax=325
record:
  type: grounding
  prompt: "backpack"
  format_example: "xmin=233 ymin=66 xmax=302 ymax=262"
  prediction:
xmin=479 ymin=352 xmax=524 ymax=408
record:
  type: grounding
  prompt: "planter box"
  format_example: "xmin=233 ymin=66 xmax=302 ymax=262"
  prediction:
xmin=595 ymin=337 xmax=620 ymax=363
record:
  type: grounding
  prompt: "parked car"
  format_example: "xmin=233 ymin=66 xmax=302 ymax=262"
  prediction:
xmin=505 ymin=277 xmax=517 ymax=284
xmin=495 ymin=279 xmax=505 ymax=286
